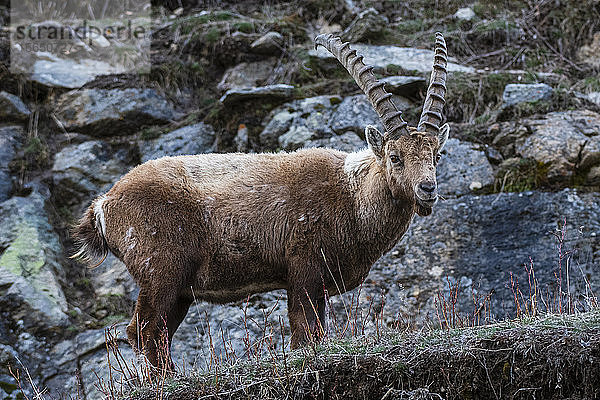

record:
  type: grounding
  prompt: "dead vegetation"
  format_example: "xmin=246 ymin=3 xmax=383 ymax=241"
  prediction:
xmin=116 ymin=310 xmax=600 ymax=400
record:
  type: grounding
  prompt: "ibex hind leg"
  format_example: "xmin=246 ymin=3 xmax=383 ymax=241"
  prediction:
xmin=127 ymin=288 xmax=160 ymax=365
xmin=126 ymin=258 xmax=195 ymax=372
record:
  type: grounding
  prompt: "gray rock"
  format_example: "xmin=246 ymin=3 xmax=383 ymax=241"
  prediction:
xmin=52 ymin=140 xmax=130 ymax=205
xmin=78 ymin=339 xmax=138 ymax=400
xmin=380 ymin=76 xmax=427 ymax=97
xmin=304 ymin=131 xmax=365 ymax=152
xmin=0 ymin=125 xmax=23 ymax=202
xmin=47 ymin=325 xmax=137 ymax=400
xmin=375 ymin=190 xmax=600 ymax=325
xmin=330 ymin=94 xmax=385 ymax=135
xmin=217 ymin=58 xmax=279 ymax=92
xmin=310 ymin=43 xmax=474 ymax=73
xmin=0 ymin=190 xmax=69 ymax=333
xmin=577 ymin=32 xmax=600 ymax=68
xmin=10 ymin=22 xmax=130 ymax=89
xmin=502 ymin=83 xmax=553 ymax=107
xmin=586 ymin=165 xmax=600 ymax=185
xmin=260 ymin=95 xmax=340 ymax=150
xmin=234 ymin=124 xmax=249 ymax=152
xmin=279 ymin=125 xmax=319 ymax=151
xmin=485 ymin=145 xmax=504 ymax=164
xmin=513 ymin=110 xmax=600 ymax=182
xmin=454 ymin=7 xmax=476 ymax=21
xmin=585 ymin=91 xmax=600 ymax=107
xmin=340 ymin=7 xmax=389 ymax=42
xmin=171 ymin=290 xmax=289 ymax=367
xmin=0 ymin=372 xmax=21 ymax=399
xmin=250 ymin=32 xmax=284 ymax=55
xmin=31 ymin=57 xmax=120 ymax=89
xmin=260 ymin=94 xmax=413 ymax=151
xmin=0 ymin=92 xmax=31 ymax=122
xmin=278 ymin=96 xmax=338 ymax=150
xmin=260 ymin=109 xmax=296 ymax=149
xmin=54 ymin=88 xmax=178 ymax=136
xmin=89 ymin=254 xmax=138 ymax=302
xmin=220 ymin=84 xmax=295 ymax=106
xmin=140 ymin=122 xmax=216 ymax=163
xmin=436 ymin=138 xmax=495 ymax=196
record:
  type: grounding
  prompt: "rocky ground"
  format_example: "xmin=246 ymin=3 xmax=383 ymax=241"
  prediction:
xmin=0 ymin=0 xmax=599 ymax=399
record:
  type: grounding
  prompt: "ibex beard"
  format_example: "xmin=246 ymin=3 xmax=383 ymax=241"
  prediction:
xmin=72 ymin=32 xmax=450 ymax=371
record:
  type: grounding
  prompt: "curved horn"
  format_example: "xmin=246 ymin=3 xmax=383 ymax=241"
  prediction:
xmin=315 ymin=34 xmax=409 ymax=139
xmin=417 ymin=32 xmax=448 ymax=134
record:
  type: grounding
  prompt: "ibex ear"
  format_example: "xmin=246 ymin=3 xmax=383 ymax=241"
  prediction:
xmin=365 ymin=125 xmax=385 ymax=159
xmin=437 ymin=123 xmax=450 ymax=152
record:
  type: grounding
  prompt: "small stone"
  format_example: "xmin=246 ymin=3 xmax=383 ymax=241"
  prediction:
xmin=219 ymin=84 xmax=295 ymax=106
xmin=586 ymin=92 xmax=600 ymax=107
xmin=469 ymin=181 xmax=483 ymax=191
xmin=485 ymin=146 xmax=503 ymax=164
xmin=140 ymin=122 xmax=216 ymax=163
xmin=330 ymin=94 xmax=384 ymax=135
xmin=502 ymin=83 xmax=553 ymax=107
xmin=279 ymin=125 xmax=318 ymax=150
xmin=261 ymin=95 xmax=337 ymax=150
xmin=217 ymin=59 xmax=278 ymax=92
xmin=304 ymin=131 xmax=365 ymax=152
xmin=86 ymin=30 xmax=110 ymax=48
xmin=340 ymin=7 xmax=389 ymax=42
xmin=235 ymin=123 xmax=249 ymax=152
xmin=454 ymin=7 xmax=476 ymax=21
xmin=52 ymin=140 xmax=130 ymax=205
xmin=380 ymin=76 xmax=426 ymax=97
xmin=250 ymin=32 xmax=284 ymax=55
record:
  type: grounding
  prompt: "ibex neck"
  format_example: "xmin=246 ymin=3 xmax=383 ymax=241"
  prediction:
xmin=344 ymin=149 xmax=415 ymax=248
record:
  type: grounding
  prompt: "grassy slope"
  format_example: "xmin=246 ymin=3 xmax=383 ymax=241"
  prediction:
xmin=127 ymin=310 xmax=600 ymax=399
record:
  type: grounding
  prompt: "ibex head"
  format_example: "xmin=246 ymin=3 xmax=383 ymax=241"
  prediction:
xmin=315 ymin=32 xmax=450 ymax=216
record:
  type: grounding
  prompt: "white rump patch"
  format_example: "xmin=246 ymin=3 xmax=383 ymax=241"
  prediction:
xmin=344 ymin=148 xmax=373 ymax=177
xmin=94 ymin=195 xmax=108 ymax=237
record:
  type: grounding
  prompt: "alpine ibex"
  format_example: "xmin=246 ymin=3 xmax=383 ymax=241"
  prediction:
xmin=73 ymin=32 xmax=450 ymax=369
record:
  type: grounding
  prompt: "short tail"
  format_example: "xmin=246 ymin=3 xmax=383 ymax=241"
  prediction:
xmin=71 ymin=196 xmax=109 ymax=268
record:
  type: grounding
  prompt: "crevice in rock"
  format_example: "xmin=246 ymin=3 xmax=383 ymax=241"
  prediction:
xmin=574 ymin=139 xmax=589 ymax=170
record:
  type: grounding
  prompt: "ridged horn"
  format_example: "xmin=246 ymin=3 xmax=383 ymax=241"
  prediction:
xmin=417 ymin=32 xmax=448 ymax=134
xmin=315 ymin=33 xmax=409 ymax=139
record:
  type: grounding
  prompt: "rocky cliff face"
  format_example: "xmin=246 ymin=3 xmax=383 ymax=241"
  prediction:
xmin=0 ymin=1 xmax=599 ymax=398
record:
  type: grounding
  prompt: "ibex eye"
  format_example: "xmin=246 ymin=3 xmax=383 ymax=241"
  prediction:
xmin=435 ymin=154 xmax=441 ymax=164
xmin=390 ymin=155 xmax=401 ymax=164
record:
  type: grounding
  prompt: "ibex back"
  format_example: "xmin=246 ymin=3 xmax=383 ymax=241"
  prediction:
xmin=72 ymin=33 xmax=451 ymax=370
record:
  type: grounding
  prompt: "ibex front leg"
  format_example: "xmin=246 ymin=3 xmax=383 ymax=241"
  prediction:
xmin=287 ymin=261 xmax=327 ymax=348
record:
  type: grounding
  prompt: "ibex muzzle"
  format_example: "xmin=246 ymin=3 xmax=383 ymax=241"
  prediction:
xmin=72 ymin=33 xmax=450 ymax=371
